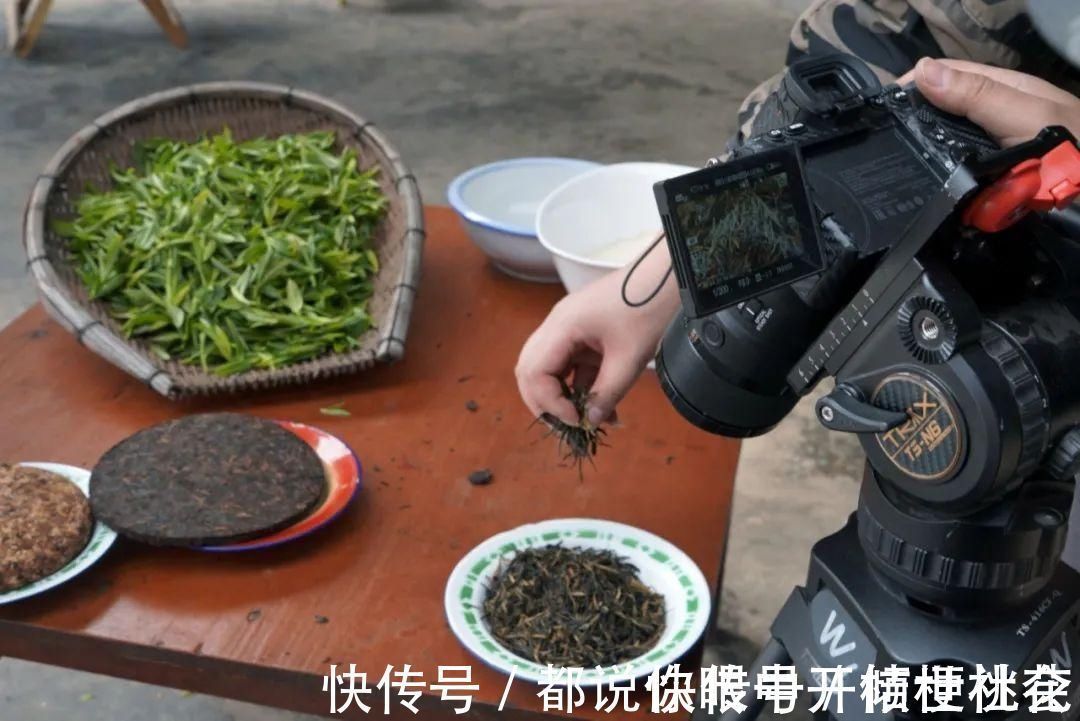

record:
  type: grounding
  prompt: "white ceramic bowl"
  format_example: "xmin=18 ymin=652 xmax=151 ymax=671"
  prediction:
xmin=445 ymin=517 xmax=711 ymax=686
xmin=536 ymin=162 xmax=698 ymax=292
xmin=447 ymin=158 xmax=600 ymax=283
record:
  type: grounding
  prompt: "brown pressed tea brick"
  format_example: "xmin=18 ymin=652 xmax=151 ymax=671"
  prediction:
xmin=90 ymin=413 xmax=325 ymax=547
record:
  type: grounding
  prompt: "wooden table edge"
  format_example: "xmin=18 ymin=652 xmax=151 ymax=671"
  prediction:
xmin=0 ymin=617 xmax=563 ymax=720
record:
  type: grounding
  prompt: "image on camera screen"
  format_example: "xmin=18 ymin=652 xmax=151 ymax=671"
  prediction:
xmin=676 ymin=165 xmax=808 ymax=295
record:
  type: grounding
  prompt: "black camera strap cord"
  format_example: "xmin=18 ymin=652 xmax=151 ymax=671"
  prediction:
xmin=620 ymin=231 xmax=672 ymax=308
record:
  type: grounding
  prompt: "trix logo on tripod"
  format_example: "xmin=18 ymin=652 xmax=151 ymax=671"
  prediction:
xmin=652 ymin=54 xmax=1080 ymax=719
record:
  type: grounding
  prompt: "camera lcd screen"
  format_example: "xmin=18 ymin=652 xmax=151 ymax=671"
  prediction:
xmin=657 ymin=147 xmax=823 ymax=317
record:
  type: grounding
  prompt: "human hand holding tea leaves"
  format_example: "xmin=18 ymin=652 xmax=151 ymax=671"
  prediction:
xmin=534 ymin=379 xmax=608 ymax=478
xmin=517 ymin=245 xmax=679 ymax=475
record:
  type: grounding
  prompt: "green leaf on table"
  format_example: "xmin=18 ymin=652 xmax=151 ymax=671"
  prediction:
xmin=319 ymin=402 xmax=351 ymax=417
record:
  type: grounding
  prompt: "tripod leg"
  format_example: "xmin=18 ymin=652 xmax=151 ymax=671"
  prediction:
xmin=716 ymin=638 xmax=791 ymax=721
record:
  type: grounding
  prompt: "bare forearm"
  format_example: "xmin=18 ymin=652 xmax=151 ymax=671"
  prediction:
xmin=616 ymin=237 xmax=681 ymax=331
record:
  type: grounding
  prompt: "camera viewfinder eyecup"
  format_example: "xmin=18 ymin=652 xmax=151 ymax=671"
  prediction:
xmin=780 ymin=53 xmax=882 ymax=117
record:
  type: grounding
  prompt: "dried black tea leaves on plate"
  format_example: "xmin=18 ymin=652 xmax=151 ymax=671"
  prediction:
xmin=90 ymin=413 xmax=325 ymax=546
xmin=482 ymin=545 xmax=665 ymax=668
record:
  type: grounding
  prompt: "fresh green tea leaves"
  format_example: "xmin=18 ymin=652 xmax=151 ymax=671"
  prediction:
xmin=319 ymin=402 xmax=351 ymax=417
xmin=57 ymin=130 xmax=387 ymax=375
xmin=285 ymin=278 xmax=304 ymax=314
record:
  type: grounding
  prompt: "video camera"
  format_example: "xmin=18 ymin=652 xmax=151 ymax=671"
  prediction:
xmin=653 ymin=53 xmax=1080 ymax=719
xmin=654 ymin=53 xmax=1080 ymax=444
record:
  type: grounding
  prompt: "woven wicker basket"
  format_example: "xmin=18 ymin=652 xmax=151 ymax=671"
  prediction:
xmin=23 ymin=82 xmax=424 ymax=399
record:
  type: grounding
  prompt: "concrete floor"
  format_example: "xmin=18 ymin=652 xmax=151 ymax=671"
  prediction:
xmin=0 ymin=1 xmax=860 ymax=718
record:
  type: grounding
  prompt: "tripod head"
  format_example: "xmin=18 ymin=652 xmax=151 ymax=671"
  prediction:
xmin=826 ymin=208 xmax=1080 ymax=617
xmin=652 ymin=53 xmax=1080 ymax=619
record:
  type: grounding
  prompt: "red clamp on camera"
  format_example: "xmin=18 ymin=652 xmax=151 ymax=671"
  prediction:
xmin=964 ymin=135 xmax=1080 ymax=233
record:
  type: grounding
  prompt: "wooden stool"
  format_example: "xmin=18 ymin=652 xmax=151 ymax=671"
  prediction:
xmin=6 ymin=0 xmax=188 ymax=58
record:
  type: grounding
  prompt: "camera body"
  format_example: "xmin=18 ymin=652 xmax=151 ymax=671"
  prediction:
xmin=655 ymin=53 xmax=997 ymax=321
xmin=652 ymin=55 xmax=1014 ymax=449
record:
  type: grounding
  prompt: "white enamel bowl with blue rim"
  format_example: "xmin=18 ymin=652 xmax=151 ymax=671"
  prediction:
xmin=0 ymin=462 xmax=118 ymax=605
xmin=447 ymin=158 xmax=600 ymax=283
xmin=444 ymin=517 xmax=711 ymax=686
xmin=536 ymin=162 xmax=698 ymax=293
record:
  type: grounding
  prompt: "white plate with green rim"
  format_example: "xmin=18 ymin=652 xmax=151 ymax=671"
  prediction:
xmin=0 ymin=462 xmax=118 ymax=606
xmin=444 ymin=518 xmax=711 ymax=686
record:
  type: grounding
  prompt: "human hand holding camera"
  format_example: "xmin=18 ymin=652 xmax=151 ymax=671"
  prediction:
xmin=905 ymin=57 xmax=1080 ymax=148
xmin=516 ymin=57 xmax=1080 ymax=428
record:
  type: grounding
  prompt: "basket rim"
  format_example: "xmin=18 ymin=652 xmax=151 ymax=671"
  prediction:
xmin=24 ymin=81 xmax=425 ymax=399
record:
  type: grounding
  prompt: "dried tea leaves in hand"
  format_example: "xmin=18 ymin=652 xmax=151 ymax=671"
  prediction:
xmin=536 ymin=381 xmax=608 ymax=477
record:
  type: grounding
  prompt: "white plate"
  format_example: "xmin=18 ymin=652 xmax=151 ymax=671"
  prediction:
xmin=0 ymin=462 xmax=118 ymax=605
xmin=444 ymin=518 xmax=711 ymax=686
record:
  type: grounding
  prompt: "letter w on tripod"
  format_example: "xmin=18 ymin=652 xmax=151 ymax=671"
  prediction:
xmin=820 ymin=611 xmax=858 ymax=673
xmin=1050 ymin=631 xmax=1073 ymax=670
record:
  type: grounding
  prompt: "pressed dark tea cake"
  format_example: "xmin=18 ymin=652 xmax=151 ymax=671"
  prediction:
xmin=90 ymin=413 xmax=326 ymax=546
xmin=0 ymin=464 xmax=93 ymax=593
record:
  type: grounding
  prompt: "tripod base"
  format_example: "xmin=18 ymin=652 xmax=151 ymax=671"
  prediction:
xmin=725 ymin=518 xmax=1080 ymax=720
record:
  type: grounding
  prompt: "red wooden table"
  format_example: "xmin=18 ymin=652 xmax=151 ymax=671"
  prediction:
xmin=0 ymin=207 xmax=740 ymax=719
